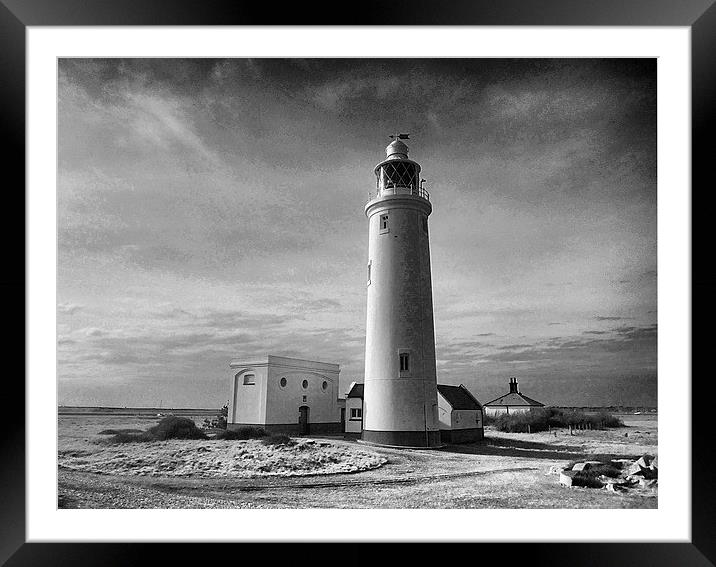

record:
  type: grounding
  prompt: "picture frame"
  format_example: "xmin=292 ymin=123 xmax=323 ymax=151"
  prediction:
xmin=3 ymin=0 xmax=711 ymax=564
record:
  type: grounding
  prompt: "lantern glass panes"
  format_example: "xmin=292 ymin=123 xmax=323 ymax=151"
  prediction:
xmin=377 ymin=161 xmax=419 ymax=192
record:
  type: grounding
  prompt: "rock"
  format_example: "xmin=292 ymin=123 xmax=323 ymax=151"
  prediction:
xmin=600 ymin=475 xmax=626 ymax=485
xmin=610 ymin=459 xmax=632 ymax=471
xmin=625 ymin=462 xmax=645 ymax=476
xmin=560 ymin=471 xmax=577 ymax=487
xmin=606 ymin=482 xmax=627 ymax=493
xmin=640 ymin=467 xmax=658 ymax=480
xmin=572 ymin=461 xmax=602 ymax=471
xmin=639 ymin=478 xmax=658 ymax=489
xmin=650 ymin=456 xmax=658 ymax=470
xmin=635 ymin=455 xmax=654 ymax=468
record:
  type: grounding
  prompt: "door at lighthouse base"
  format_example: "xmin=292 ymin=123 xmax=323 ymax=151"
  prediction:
xmin=298 ymin=405 xmax=310 ymax=435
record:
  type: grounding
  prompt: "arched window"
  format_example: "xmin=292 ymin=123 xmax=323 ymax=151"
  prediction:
xmin=302 ymin=379 xmax=309 ymax=389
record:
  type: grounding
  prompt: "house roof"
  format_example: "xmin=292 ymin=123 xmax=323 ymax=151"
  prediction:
xmin=483 ymin=391 xmax=545 ymax=407
xmin=346 ymin=382 xmax=364 ymax=399
xmin=437 ymin=384 xmax=483 ymax=410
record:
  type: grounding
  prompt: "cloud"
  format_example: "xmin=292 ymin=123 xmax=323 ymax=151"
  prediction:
xmin=58 ymin=302 xmax=83 ymax=315
xmin=56 ymin=59 xmax=657 ymax=407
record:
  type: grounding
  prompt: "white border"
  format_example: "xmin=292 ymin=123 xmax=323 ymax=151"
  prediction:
xmin=27 ymin=27 xmax=691 ymax=542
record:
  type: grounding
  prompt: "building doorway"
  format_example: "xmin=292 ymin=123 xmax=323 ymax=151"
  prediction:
xmin=298 ymin=405 xmax=310 ymax=435
xmin=340 ymin=407 xmax=346 ymax=433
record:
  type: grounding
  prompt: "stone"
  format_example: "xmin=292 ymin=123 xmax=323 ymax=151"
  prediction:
xmin=639 ymin=478 xmax=658 ymax=489
xmin=650 ymin=456 xmax=658 ymax=470
xmin=635 ymin=455 xmax=654 ymax=468
xmin=625 ymin=462 xmax=645 ymax=476
xmin=572 ymin=461 xmax=602 ymax=471
xmin=560 ymin=471 xmax=577 ymax=487
xmin=640 ymin=467 xmax=658 ymax=480
xmin=606 ymin=482 xmax=627 ymax=493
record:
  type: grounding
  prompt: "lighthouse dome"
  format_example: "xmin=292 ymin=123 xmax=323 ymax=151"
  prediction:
xmin=386 ymin=139 xmax=409 ymax=160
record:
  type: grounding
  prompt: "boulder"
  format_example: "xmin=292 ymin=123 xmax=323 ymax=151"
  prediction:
xmin=640 ymin=467 xmax=658 ymax=480
xmin=639 ymin=478 xmax=658 ymax=489
xmin=572 ymin=461 xmax=602 ymax=471
xmin=626 ymin=462 xmax=645 ymax=476
xmin=606 ymin=482 xmax=627 ymax=493
xmin=560 ymin=471 xmax=577 ymax=487
xmin=635 ymin=455 xmax=654 ymax=468
xmin=650 ymin=456 xmax=658 ymax=470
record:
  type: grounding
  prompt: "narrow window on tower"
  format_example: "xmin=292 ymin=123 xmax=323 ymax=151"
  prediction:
xmin=399 ymin=352 xmax=410 ymax=373
xmin=367 ymin=260 xmax=372 ymax=286
xmin=379 ymin=214 xmax=390 ymax=234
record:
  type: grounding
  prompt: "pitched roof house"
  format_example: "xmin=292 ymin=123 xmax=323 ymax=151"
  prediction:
xmin=483 ymin=377 xmax=545 ymax=415
xmin=345 ymin=382 xmax=364 ymax=436
xmin=436 ymin=384 xmax=484 ymax=443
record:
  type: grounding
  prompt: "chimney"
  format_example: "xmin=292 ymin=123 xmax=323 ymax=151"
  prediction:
xmin=509 ymin=377 xmax=519 ymax=394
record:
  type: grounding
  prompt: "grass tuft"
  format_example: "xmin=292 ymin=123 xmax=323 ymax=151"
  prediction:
xmin=98 ymin=428 xmax=143 ymax=435
xmin=106 ymin=416 xmax=207 ymax=443
xmin=486 ymin=408 xmax=624 ymax=433
xmin=214 ymin=426 xmax=267 ymax=440
xmin=261 ymin=434 xmax=293 ymax=446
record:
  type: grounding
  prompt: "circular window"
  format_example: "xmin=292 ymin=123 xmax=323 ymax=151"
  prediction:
xmin=322 ymin=381 xmax=328 ymax=391
xmin=302 ymin=379 xmax=309 ymax=389
xmin=279 ymin=377 xmax=287 ymax=388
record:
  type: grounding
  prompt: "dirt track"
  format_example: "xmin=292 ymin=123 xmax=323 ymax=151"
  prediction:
xmin=58 ymin=414 xmax=657 ymax=509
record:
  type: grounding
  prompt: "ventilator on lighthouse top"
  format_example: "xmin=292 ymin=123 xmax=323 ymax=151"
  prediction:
xmin=362 ymin=135 xmax=441 ymax=448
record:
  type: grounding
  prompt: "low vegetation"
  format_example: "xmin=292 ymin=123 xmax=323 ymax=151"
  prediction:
xmin=106 ymin=416 xmax=208 ymax=443
xmin=98 ymin=428 xmax=143 ymax=435
xmin=214 ymin=426 xmax=267 ymax=440
xmin=567 ymin=462 xmax=623 ymax=479
xmin=485 ymin=408 xmax=623 ymax=433
xmin=261 ymin=433 xmax=293 ymax=446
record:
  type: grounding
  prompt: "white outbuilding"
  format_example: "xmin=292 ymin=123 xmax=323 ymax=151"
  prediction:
xmin=436 ymin=384 xmax=484 ymax=443
xmin=342 ymin=381 xmax=485 ymax=444
xmin=344 ymin=382 xmax=364 ymax=436
xmin=483 ymin=377 xmax=545 ymax=416
xmin=227 ymin=355 xmax=344 ymax=435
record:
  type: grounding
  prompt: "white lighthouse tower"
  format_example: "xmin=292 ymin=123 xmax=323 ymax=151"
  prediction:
xmin=362 ymin=135 xmax=441 ymax=448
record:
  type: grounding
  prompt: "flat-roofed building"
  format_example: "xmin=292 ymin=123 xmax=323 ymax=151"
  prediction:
xmin=227 ymin=355 xmax=343 ymax=435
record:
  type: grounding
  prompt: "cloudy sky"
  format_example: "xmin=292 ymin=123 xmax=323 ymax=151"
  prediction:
xmin=58 ymin=58 xmax=657 ymax=408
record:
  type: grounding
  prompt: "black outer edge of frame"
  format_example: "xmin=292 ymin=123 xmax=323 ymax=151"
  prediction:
xmin=4 ymin=0 xmax=714 ymax=565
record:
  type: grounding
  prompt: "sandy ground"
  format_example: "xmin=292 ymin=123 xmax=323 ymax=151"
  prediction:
xmin=57 ymin=414 xmax=657 ymax=509
xmin=59 ymin=438 xmax=386 ymax=478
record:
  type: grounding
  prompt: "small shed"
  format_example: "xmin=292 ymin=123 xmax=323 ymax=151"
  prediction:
xmin=436 ymin=384 xmax=484 ymax=443
xmin=344 ymin=382 xmax=364 ymax=436
xmin=483 ymin=377 xmax=545 ymax=416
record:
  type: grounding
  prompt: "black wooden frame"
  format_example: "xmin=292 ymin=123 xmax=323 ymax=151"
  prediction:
xmin=2 ymin=1 xmax=713 ymax=564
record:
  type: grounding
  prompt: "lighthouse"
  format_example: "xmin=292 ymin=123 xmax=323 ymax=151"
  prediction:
xmin=362 ymin=135 xmax=441 ymax=448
